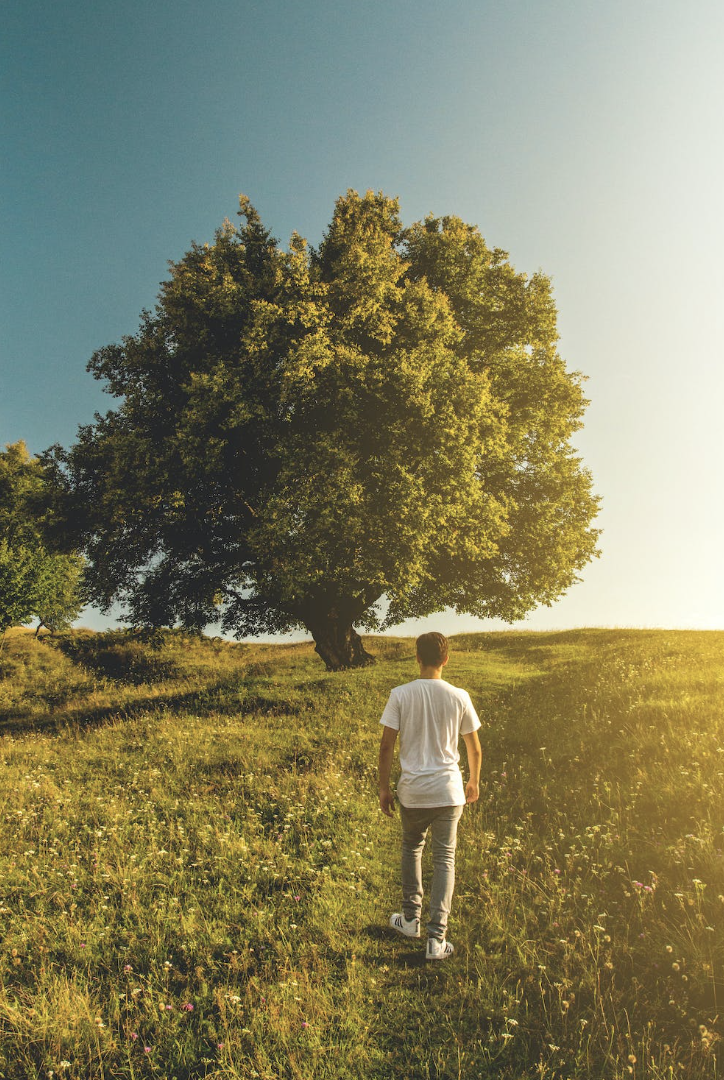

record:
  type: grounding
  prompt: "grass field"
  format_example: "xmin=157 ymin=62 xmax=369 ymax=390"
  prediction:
xmin=0 ymin=626 xmax=722 ymax=1079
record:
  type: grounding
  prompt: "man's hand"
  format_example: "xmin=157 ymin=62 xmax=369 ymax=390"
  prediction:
xmin=379 ymin=788 xmax=396 ymax=817
xmin=465 ymin=779 xmax=480 ymax=804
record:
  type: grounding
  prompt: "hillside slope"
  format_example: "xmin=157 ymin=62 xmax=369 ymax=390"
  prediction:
xmin=1 ymin=628 xmax=722 ymax=1078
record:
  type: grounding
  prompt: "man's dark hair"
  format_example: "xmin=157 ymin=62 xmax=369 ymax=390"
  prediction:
xmin=416 ymin=632 xmax=449 ymax=667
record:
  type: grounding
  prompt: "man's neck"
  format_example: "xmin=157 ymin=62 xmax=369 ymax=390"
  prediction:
xmin=418 ymin=665 xmax=444 ymax=679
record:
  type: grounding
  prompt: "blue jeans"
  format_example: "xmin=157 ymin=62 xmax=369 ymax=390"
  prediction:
xmin=399 ymin=803 xmax=464 ymax=941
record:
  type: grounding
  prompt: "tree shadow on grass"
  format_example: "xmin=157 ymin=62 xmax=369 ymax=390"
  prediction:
xmin=0 ymin=679 xmax=307 ymax=738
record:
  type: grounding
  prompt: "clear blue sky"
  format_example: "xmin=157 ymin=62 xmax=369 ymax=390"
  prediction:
xmin=2 ymin=0 xmax=723 ymax=635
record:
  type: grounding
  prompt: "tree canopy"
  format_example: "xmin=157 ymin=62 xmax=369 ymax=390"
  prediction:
xmin=0 ymin=441 xmax=84 ymax=640
xmin=47 ymin=191 xmax=600 ymax=669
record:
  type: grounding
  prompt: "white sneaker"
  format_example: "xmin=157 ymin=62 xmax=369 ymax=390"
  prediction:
xmin=389 ymin=912 xmax=420 ymax=938
xmin=426 ymin=937 xmax=454 ymax=960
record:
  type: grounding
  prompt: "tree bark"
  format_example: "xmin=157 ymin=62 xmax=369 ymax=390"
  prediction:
xmin=304 ymin=607 xmax=375 ymax=671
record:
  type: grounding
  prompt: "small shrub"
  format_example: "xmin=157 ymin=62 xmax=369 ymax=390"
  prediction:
xmin=56 ymin=630 xmax=180 ymax=684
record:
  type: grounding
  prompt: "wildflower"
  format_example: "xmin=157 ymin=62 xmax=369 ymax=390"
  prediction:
xmin=130 ymin=1033 xmax=138 ymax=1040
xmin=628 ymin=1054 xmax=637 ymax=1064
xmin=666 ymin=945 xmax=673 ymax=953
xmin=301 ymin=1021 xmax=309 ymax=1028
xmin=294 ymin=895 xmax=301 ymax=901
xmin=182 ymin=1002 xmax=194 ymax=1011
xmin=124 ymin=964 xmax=133 ymax=972
xmin=144 ymin=1046 xmax=152 ymax=1053
xmin=672 ymin=962 xmax=680 ymax=972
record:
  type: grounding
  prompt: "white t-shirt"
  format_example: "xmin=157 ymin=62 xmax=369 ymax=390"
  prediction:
xmin=380 ymin=678 xmax=481 ymax=808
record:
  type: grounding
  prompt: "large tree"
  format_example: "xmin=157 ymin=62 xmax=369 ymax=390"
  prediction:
xmin=46 ymin=191 xmax=599 ymax=669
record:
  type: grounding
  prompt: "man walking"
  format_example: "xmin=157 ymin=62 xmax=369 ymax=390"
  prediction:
xmin=378 ymin=632 xmax=482 ymax=960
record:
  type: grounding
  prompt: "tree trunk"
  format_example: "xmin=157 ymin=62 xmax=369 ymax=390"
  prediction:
xmin=305 ymin=608 xmax=375 ymax=671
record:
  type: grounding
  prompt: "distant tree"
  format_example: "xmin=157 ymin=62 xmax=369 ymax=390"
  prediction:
xmin=0 ymin=441 xmax=84 ymax=646
xmin=32 ymin=552 xmax=84 ymax=635
xmin=46 ymin=191 xmax=600 ymax=670
xmin=0 ymin=539 xmax=40 ymax=638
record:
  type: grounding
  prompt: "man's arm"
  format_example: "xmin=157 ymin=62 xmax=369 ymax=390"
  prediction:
xmin=378 ymin=725 xmax=398 ymax=817
xmin=463 ymin=729 xmax=482 ymax=804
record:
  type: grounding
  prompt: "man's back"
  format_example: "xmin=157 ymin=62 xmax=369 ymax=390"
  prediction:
xmin=380 ymin=677 xmax=480 ymax=807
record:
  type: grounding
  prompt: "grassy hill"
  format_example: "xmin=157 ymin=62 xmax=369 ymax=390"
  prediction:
xmin=0 ymin=627 xmax=722 ymax=1079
